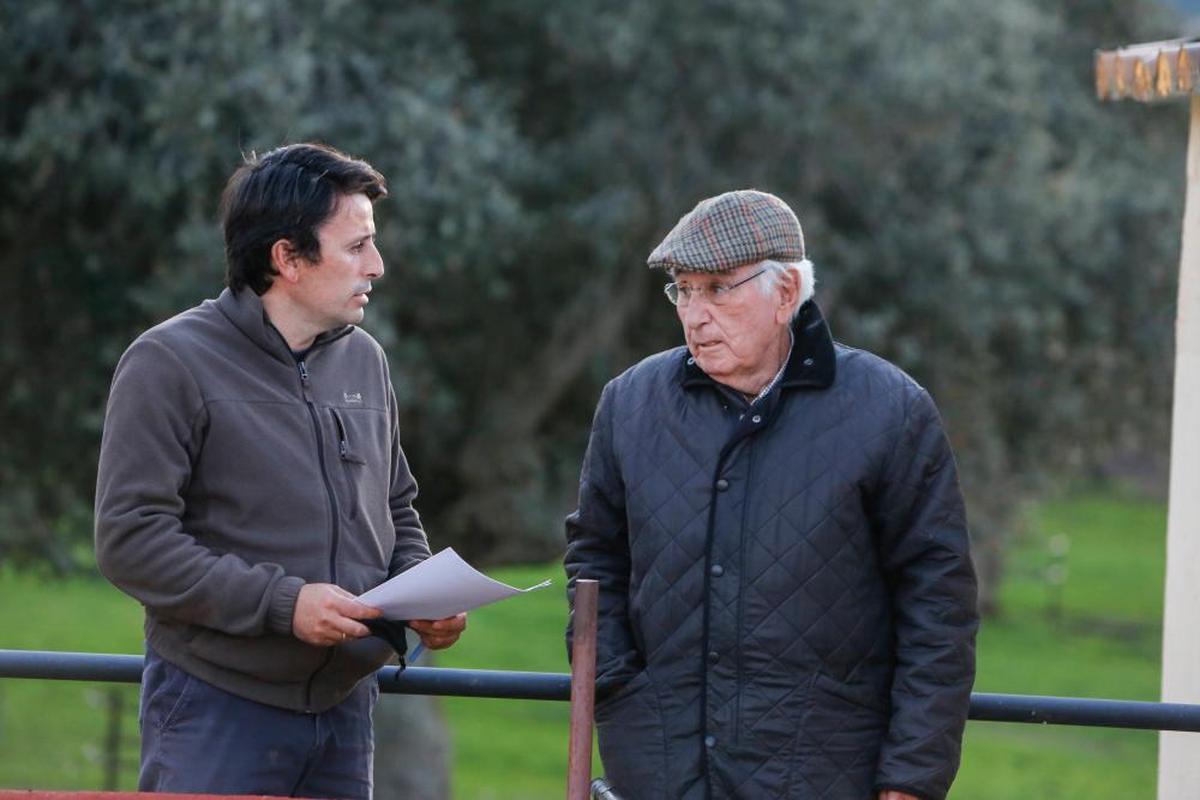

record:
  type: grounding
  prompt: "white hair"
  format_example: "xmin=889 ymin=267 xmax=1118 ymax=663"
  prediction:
xmin=758 ymin=258 xmax=815 ymax=320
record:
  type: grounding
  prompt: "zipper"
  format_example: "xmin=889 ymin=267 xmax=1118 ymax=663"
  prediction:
xmin=329 ymin=407 xmax=360 ymax=521
xmin=271 ymin=325 xmax=354 ymax=713
xmin=298 ymin=359 xmax=342 ymax=583
xmin=330 ymin=407 xmax=351 ymax=460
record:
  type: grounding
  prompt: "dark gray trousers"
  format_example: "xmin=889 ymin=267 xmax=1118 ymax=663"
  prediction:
xmin=138 ymin=646 xmax=377 ymax=799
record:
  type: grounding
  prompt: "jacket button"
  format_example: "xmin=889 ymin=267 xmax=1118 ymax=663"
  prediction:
xmin=715 ymin=478 xmax=729 ymax=491
xmin=708 ymin=650 xmax=720 ymax=663
xmin=710 ymin=564 xmax=724 ymax=577
xmin=803 ymin=357 xmax=814 ymax=366
xmin=705 ymin=735 xmax=717 ymax=749
xmin=751 ymin=414 xmax=762 ymax=424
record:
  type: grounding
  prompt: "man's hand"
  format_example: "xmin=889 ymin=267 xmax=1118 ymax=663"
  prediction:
xmin=408 ymin=613 xmax=468 ymax=650
xmin=878 ymin=792 xmax=920 ymax=800
xmin=292 ymin=583 xmax=383 ymax=647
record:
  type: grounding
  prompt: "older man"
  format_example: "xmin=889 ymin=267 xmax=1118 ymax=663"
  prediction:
xmin=565 ymin=190 xmax=978 ymax=800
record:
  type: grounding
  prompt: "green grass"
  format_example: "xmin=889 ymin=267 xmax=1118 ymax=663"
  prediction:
xmin=431 ymin=563 xmax=579 ymax=799
xmin=0 ymin=492 xmax=1169 ymax=797
xmin=0 ymin=566 xmax=144 ymax=789
xmin=952 ymin=493 xmax=1165 ymax=799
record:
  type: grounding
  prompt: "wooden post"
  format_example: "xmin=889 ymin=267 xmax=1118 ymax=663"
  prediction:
xmin=1158 ymin=93 xmax=1200 ymax=799
xmin=567 ymin=579 xmax=599 ymax=800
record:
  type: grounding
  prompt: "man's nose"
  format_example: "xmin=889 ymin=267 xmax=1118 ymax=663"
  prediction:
xmin=367 ymin=244 xmax=384 ymax=279
xmin=681 ymin=296 xmax=713 ymax=327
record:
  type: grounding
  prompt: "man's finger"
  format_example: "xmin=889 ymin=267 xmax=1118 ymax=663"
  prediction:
xmin=418 ymin=634 xmax=460 ymax=651
xmin=410 ymin=613 xmax=467 ymax=633
xmin=328 ymin=593 xmax=383 ymax=620
xmin=340 ymin=620 xmax=372 ymax=639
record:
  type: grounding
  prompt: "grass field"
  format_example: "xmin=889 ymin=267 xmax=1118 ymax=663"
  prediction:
xmin=952 ymin=495 xmax=1164 ymax=798
xmin=0 ymin=492 xmax=1167 ymax=797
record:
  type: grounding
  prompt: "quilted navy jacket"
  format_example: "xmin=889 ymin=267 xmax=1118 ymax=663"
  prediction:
xmin=565 ymin=301 xmax=978 ymax=800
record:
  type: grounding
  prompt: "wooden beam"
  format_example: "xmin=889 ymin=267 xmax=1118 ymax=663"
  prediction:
xmin=1157 ymin=51 xmax=1173 ymax=98
xmin=1096 ymin=38 xmax=1200 ymax=102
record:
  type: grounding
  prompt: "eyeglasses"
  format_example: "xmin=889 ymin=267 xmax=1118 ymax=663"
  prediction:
xmin=663 ymin=268 xmax=767 ymax=307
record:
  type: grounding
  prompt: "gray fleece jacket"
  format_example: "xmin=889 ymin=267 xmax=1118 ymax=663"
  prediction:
xmin=95 ymin=287 xmax=430 ymax=712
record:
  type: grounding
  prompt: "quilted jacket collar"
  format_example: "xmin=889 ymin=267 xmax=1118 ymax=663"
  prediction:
xmin=681 ymin=299 xmax=836 ymax=391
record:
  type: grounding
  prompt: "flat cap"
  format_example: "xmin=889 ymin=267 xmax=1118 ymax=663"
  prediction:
xmin=647 ymin=189 xmax=806 ymax=273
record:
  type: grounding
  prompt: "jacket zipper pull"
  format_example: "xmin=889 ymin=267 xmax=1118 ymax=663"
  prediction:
xmin=332 ymin=410 xmax=351 ymax=459
xmin=298 ymin=360 xmax=310 ymax=385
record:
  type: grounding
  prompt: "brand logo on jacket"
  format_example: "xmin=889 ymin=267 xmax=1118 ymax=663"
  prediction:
xmin=343 ymin=392 xmax=363 ymax=405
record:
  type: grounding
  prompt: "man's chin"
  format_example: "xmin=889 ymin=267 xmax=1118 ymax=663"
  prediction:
xmin=692 ymin=353 xmax=729 ymax=380
xmin=345 ymin=309 xmax=366 ymax=326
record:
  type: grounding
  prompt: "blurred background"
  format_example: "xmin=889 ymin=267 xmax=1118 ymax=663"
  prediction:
xmin=0 ymin=0 xmax=1193 ymax=796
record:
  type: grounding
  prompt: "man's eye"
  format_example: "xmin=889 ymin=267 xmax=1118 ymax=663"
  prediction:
xmin=711 ymin=285 xmax=729 ymax=296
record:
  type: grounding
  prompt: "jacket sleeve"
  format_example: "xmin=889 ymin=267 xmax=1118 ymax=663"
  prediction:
xmin=563 ymin=381 xmax=642 ymax=692
xmin=94 ymin=337 xmax=305 ymax=637
xmin=386 ymin=381 xmax=431 ymax=578
xmin=871 ymin=386 xmax=979 ymax=800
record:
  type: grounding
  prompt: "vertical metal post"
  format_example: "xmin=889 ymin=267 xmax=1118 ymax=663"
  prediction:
xmin=567 ymin=579 xmax=599 ymax=800
xmin=103 ymin=687 xmax=124 ymax=790
xmin=1159 ymin=93 xmax=1200 ymax=799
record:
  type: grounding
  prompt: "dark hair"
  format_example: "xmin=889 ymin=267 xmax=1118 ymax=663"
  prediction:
xmin=221 ymin=143 xmax=387 ymax=294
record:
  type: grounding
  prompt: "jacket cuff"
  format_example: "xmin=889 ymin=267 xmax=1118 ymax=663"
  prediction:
xmin=267 ymin=576 xmax=306 ymax=635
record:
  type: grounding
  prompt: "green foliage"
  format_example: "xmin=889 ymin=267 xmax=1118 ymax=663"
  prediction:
xmin=0 ymin=1 xmax=1187 ymax=602
xmin=0 ymin=1 xmax=530 ymax=566
xmin=0 ymin=492 xmax=1167 ymax=796
xmin=452 ymin=0 xmax=1186 ymax=601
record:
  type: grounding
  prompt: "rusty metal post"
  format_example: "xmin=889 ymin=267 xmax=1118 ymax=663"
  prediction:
xmin=567 ymin=579 xmax=599 ymax=800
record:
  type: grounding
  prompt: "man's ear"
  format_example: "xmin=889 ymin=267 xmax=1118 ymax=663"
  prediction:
xmin=775 ymin=268 xmax=801 ymax=324
xmin=270 ymin=239 xmax=304 ymax=285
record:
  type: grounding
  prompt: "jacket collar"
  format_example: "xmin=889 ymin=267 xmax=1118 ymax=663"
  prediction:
xmin=216 ymin=287 xmax=353 ymax=364
xmin=681 ymin=299 xmax=836 ymax=392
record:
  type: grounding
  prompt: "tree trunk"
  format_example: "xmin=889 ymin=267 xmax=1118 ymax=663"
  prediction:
xmin=442 ymin=266 xmax=649 ymax=559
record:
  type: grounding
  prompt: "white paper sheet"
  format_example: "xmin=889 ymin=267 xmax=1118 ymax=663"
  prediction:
xmin=356 ymin=547 xmax=552 ymax=620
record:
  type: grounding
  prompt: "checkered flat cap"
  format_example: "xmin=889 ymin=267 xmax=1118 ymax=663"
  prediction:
xmin=647 ymin=190 xmax=806 ymax=273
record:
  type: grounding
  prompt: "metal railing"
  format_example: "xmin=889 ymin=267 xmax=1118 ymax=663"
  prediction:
xmin=3 ymin=648 xmax=1200 ymax=732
